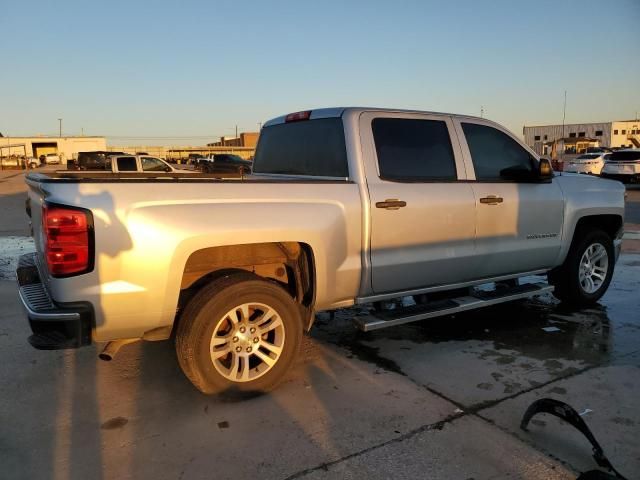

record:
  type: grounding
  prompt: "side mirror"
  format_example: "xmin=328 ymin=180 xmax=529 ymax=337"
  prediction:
xmin=538 ymin=158 xmax=553 ymax=181
xmin=165 ymin=166 xmax=172 ymax=172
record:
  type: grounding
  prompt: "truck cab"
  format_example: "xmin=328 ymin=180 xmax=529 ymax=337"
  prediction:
xmin=106 ymin=154 xmax=187 ymax=173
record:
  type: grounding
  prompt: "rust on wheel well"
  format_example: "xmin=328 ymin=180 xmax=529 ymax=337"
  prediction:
xmin=177 ymin=242 xmax=316 ymax=329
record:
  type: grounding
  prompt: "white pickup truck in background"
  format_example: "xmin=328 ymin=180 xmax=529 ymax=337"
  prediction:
xmin=104 ymin=154 xmax=191 ymax=173
xmin=17 ymin=107 xmax=625 ymax=395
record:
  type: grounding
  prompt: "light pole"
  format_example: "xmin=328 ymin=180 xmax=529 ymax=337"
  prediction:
xmin=58 ymin=118 xmax=62 ymax=137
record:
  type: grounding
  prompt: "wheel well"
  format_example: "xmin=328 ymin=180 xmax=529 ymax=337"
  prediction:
xmin=573 ymin=214 xmax=623 ymax=240
xmin=176 ymin=242 xmax=315 ymax=328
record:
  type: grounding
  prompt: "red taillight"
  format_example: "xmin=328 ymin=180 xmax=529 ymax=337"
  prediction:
xmin=42 ymin=204 xmax=92 ymax=276
xmin=285 ymin=110 xmax=312 ymax=123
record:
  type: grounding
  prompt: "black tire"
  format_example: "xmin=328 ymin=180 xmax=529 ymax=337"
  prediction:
xmin=176 ymin=272 xmax=302 ymax=396
xmin=548 ymin=229 xmax=614 ymax=306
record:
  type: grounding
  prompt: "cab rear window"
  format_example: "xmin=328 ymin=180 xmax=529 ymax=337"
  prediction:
xmin=252 ymin=118 xmax=349 ymax=177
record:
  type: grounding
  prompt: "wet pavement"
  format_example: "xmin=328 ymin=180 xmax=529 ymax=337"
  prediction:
xmin=310 ymin=254 xmax=640 ymax=476
xmin=1 ymin=255 xmax=638 ymax=479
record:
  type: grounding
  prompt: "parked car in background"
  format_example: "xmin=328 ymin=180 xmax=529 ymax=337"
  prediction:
xmin=600 ymin=149 xmax=640 ymax=183
xmin=26 ymin=157 xmax=39 ymax=169
xmin=564 ymin=153 xmax=609 ymax=175
xmin=43 ymin=153 xmax=61 ymax=165
xmin=70 ymin=151 xmax=129 ymax=170
xmin=199 ymin=153 xmax=252 ymax=174
xmin=104 ymin=155 xmax=192 ymax=173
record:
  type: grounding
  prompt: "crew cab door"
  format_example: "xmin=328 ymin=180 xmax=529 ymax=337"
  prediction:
xmin=359 ymin=112 xmax=478 ymax=294
xmin=454 ymin=118 xmax=564 ymax=277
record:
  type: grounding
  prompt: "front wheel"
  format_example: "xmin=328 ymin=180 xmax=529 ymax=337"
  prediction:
xmin=176 ymin=272 xmax=302 ymax=395
xmin=549 ymin=229 xmax=614 ymax=306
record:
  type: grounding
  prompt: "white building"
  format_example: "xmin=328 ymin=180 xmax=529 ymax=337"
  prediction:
xmin=523 ymin=119 xmax=640 ymax=155
xmin=0 ymin=135 xmax=106 ymax=166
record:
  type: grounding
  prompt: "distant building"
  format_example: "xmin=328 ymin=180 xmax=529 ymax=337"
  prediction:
xmin=207 ymin=132 xmax=259 ymax=148
xmin=523 ymin=120 xmax=640 ymax=156
xmin=0 ymin=135 xmax=106 ymax=165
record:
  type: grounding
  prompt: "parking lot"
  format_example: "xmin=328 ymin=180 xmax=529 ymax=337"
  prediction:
xmin=1 ymin=168 xmax=639 ymax=479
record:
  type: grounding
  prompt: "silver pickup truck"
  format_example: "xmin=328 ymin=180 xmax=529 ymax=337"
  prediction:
xmin=17 ymin=107 xmax=625 ymax=395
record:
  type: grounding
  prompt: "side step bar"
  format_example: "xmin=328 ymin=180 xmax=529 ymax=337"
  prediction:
xmin=354 ymin=282 xmax=554 ymax=332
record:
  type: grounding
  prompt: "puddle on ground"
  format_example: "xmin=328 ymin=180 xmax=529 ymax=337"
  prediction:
xmin=312 ymin=256 xmax=640 ymax=376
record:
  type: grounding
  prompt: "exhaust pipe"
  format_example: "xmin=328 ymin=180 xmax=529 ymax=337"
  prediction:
xmin=99 ymin=338 xmax=139 ymax=361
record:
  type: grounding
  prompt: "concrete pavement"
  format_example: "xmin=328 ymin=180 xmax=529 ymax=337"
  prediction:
xmin=1 ymin=169 xmax=639 ymax=479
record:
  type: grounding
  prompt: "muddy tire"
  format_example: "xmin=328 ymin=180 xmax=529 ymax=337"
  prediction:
xmin=176 ymin=272 xmax=302 ymax=396
xmin=548 ymin=229 xmax=614 ymax=306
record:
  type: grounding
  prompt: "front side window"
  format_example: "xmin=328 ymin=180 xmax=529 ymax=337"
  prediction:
xmin=141 ymin=157 xmax=167 ymax=171
xmin=462 ymin=123 xmax=535 ymax=181
xmin=372 ymin=118 xmax=456 ymax=181
xmin=116 ymin=156 xmax=137 ymax=171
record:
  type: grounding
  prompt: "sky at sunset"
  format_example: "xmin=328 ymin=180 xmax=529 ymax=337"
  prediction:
xmin=2 ymin=0 xmax=639 ymax=145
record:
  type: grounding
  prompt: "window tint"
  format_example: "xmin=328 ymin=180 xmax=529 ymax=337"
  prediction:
xmin=253 ymin=118 xmax=348 ymax=177
xmin=608 ymin=151 xmax=640 ymax=161
xmin=141 ymin=157 xmax=167 ymax=171
xmin=462 ymin=123 xmax=535 ymax=181
xmin=371 ymin=118 xmax=456 ymax=181
xmin=116 ymin=156 xmax=137 ymax=171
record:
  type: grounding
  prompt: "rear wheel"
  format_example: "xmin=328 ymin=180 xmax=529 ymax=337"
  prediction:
xmin=549 ymin=229 xmax=614 ymax=306
xmin=176 ymin=272 xmax=302 ymax=395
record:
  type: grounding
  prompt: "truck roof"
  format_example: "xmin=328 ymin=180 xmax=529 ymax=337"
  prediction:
xmin=263 ymin=107 xmax=485 ymax=127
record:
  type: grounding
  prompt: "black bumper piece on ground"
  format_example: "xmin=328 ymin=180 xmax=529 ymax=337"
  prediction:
xmin=16 ymin=253 xmax=93 ymax=350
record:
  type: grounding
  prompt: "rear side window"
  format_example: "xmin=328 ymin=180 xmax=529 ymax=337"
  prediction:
xmin=116 ymin=157 xmax=137 ymax=171
xmin=253 ymin=118 xmax=348 ymax=177
xmin=372 ymin=118 xmax=456 ymax=181
xmin=462 ymin=123 xmax=535 ymax=180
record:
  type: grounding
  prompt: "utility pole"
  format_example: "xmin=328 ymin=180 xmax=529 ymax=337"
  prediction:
xmin=561 ymin=91 xmax=567 ymax=138
xmin=480 ymin=106 xmax=484 ymax=118
xmin=58 ymin=118 xmax=62 ymax=137
xmin=81 ymin=127 xmax=84 ymax=136
xmin=235 ymin=125 xmax=238 ymax=139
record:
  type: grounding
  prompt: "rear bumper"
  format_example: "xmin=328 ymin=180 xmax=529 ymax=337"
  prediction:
xmin=16 ymin=253 xmax=93 ymax=350
xmin=564 ymin=166 xmax=599 ymax=175
xmin=600 ymin=172 xmax=640 ymax=183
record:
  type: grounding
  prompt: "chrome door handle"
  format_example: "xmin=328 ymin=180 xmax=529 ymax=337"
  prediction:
xmin=479 ymin=195 xmax=503 ymax=205
xmin=375 ymin=199 xmax=407 ymax=210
